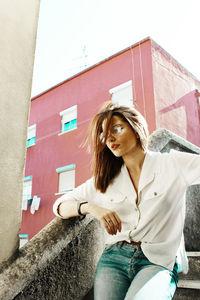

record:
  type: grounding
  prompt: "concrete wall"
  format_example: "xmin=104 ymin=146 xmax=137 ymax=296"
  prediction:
xmin=0 ymin=216 xmax=104 ymax=300
xmin=0 ymin=0 xmax=40 ymax=265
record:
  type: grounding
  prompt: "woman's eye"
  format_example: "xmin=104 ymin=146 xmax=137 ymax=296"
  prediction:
xmin=113 ymin=126 xmax=123 ymax=134
xmin=117 ymin=127 xmax=123 ymax=133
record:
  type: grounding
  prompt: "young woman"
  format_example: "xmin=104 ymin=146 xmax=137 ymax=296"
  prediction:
xmin=53 ymin=101 xmax=200 ymax=300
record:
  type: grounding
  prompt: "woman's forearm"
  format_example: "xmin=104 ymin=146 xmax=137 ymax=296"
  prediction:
xmin=58 ymin=200 xmax=79 ymax=218
xmin=58 ymin=200 xmax=91 ymax=218
xmin=58 ymin=200 xmax=121 ymax=235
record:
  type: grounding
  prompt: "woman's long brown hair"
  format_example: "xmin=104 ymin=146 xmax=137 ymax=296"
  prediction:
xmin=85 ymin=101 xmax=149 ymax=193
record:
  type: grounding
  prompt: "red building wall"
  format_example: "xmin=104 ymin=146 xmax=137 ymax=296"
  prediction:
xmin=152 ymin=40 xmax=200 ymax=147
xmin=20 ymin=37 xmax=200 ymax=239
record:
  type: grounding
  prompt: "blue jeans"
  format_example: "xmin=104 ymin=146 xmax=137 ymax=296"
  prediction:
xmin=94 ymin=241 xmax=178 ymax=300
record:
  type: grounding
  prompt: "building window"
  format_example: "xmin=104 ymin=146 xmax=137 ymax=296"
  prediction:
xmin=109 ymin=80 xmax=133 ymax=107
xmin=19 ymin=234 xmax=29 ymax=248
xmin=56 ymin=164 xmax=75 ymax=194
xmin=22 ymin=176 xmax=32 ymax=210
xmin=27 ymin=124 xmax=36 ymax=147
xmin=59 ymin=105 xmax=77 ymax=134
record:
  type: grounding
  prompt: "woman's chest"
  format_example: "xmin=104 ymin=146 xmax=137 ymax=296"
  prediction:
xmin=96 ymin=171 xmax=186 ymax=215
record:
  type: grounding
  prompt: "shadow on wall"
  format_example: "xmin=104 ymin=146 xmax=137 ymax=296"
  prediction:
xmin=159 ymin=90 xmax=200 ymax=146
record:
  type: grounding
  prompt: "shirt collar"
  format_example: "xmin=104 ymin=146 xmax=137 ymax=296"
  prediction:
xmin=138 ymin=150 xmax=159 ymax=192
xmin=108 ymin=151 xmax=160 ymax=197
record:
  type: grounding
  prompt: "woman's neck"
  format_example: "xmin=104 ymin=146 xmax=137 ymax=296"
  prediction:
xmin=123 ymin=147 xmax=146 ymax=174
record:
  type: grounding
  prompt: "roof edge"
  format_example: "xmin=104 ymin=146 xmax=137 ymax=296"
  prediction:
xmin=150 ymin=39 xmax=200 ymax=83
xmin=31 ymin=36 xmax=200 ymax=101
xmin=31 ymin=36 xmax=151 ymax=100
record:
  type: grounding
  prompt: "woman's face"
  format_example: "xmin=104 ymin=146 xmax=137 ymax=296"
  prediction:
xmin=102 ymin=115 xmax=140 ymax=158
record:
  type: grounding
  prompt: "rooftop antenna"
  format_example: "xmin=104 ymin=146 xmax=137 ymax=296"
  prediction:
xmin=82 ymin=45 xmax=88 ymax=68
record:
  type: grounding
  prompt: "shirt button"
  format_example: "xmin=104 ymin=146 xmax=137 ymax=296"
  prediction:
xmin=154 ymin=192 xmax=157 ymax=196
xmin=132 ymin=225 xmax=137 ymax=230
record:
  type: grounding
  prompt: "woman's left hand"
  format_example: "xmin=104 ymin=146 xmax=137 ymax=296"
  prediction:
xmin=82 ymin=202 xmax=122 ymax=235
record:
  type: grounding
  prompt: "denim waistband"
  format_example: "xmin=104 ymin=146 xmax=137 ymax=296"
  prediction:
xmin=110 ymin=241 xmax=141 ymax=248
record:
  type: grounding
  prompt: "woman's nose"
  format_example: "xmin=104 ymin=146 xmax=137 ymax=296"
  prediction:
xmin=107 ymin=132 xmax=115 ymax=142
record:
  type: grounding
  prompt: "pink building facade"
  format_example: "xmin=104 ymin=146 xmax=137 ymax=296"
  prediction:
xmin=20 ymin=37 xmax=200 ymax=241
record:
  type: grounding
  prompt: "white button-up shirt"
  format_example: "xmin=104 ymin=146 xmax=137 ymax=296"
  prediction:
xmin=53 ymin=150 xmax=200 ymax=272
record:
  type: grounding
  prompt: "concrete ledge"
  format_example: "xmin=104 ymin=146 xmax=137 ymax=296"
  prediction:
xmin=0 ymin=216 xmax=104 ymax=300
xmin=187 ymin=252 xmax=200 ymax=257
xmin=178 ymin=280 xmax=200 ymax=289
xmin=148 ymin=128 xmax=200 ymax=154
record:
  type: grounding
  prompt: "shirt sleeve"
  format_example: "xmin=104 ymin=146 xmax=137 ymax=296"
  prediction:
xmin=170 ymin=149 xmax=200 ymax=186
xmin=53 ymin=177 xmax=97 ymax=218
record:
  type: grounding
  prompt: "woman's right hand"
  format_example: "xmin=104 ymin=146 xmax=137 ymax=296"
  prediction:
xmin=82 ymin=203 xmax=122 ymax=235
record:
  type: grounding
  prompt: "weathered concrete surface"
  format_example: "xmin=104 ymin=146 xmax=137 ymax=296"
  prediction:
xmin=0 ymin=215 xmax=103 ymax=300
xmin=174 ymin=288 xmax=200 ymax=300
xmin=148 ymin=128 xmax=200 ymax=251
xmin=0 ymin=0 xmax=40 ymax=264
xmin=179 ymin=255 xmax=200 ymax=281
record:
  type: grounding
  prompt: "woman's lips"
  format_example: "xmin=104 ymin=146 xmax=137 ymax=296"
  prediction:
xmin=111 ymin=144 xmax=120 ymax=150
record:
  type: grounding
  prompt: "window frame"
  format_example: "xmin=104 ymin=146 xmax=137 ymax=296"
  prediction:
xmin=19 ymin=234 xmax=29 ymax=248
xmin=27 ymin=124 xmax=36 ymax=147
xmin=109 ymin=80 xmax=133 ymax=107
xmin=59 ymin=105 xmax=77 ymax=135
xmin=55 ymin=164 xmax=76 ymax=195
xmin=22 ymin=176 xmax=32 ymax=210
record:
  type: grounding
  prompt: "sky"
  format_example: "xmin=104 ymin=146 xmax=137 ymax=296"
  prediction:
xmin=31 ymin=0 xmax=200 ymax=97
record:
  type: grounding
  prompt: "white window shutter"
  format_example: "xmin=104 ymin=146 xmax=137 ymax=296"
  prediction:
xmin=28 ymin=124 xmax=36 ymax=139
xmin=109 ymin=80 xmax=133 ymax=107
xmin=59 ymin=169 xmax=75 ymax=193
xmin=60 ymin=105 xmax=77 ymax=124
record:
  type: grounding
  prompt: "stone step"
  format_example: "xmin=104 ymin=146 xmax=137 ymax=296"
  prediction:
xmin=179 ymin=252 xmax=200 ymax=281
xmin=174 ymin=280 xmax=200 ymax=300
xmin=174 ymin=253 xmax=200 ymax=300
xmin=178 ymin=280 xmax=200 ymax=289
